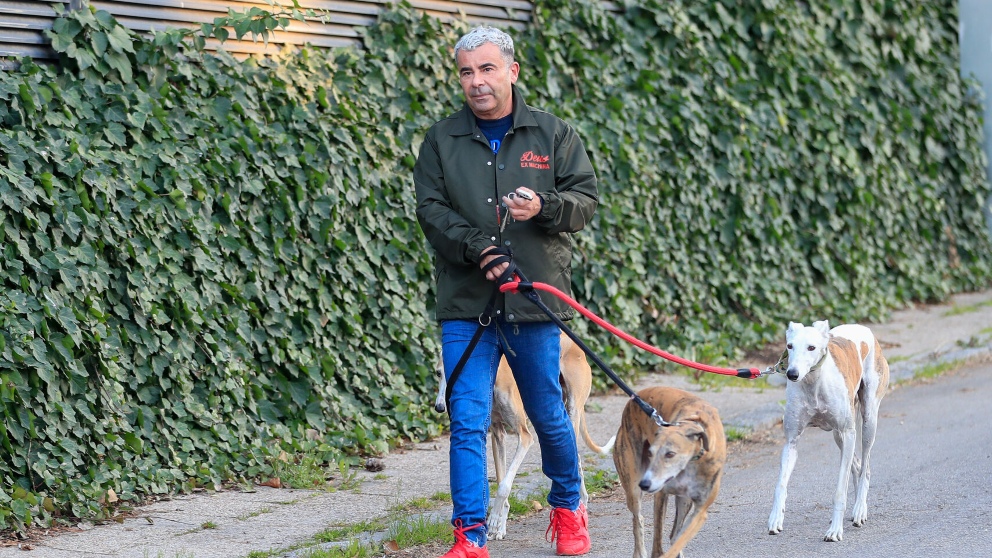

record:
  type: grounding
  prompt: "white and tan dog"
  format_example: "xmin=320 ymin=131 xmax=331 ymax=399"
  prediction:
xmin=434 ymin=332 xmax=616 ymax=540
xmin=613 ymin=386 xmax=726 ymax=558
xmin=768 ymin=320 xmax=890 ymax=542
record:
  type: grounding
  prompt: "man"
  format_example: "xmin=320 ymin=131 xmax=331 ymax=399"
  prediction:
xmin=414 ymin=25 xmax=599 ymax=558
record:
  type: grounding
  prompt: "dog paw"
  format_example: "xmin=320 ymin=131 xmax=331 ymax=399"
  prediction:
xmin=823 ymin=528 xmax=843 ymax=542
xmin=851 ymin=503 xmax=868 ymax=526
xmin=768 ymin=513 xmax=784 ymax=535
xmin=487 ymin=500 xmax=510 ymax=540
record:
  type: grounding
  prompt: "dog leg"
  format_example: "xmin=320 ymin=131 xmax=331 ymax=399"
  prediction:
xmin=851 ymin=397 xmax=881 ymax=527
xmin=487 ymin=425 xmax=533 ymax=540
xmin=665 ymin=496 xmax=692 ymax=558
xmin=487 ymin=427 xmax=509 ymax=540
xmin=825 ymin=428 xmax=858 ymax=542
xmin=768 ymin=434 xmax=801 ymax=535
xmin=623 ymin=480 xmax=647 ymax=558
xmin=652 ymin=492 xmax=668 ymax=558
xmin=831 ymin=427 xmax=860 ymax=479
xmin=663 ymin=487 xmax=718 ymax=558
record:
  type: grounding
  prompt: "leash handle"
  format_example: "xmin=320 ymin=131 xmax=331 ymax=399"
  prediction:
xmin=503 ymin=281 xmax=762 ymax=379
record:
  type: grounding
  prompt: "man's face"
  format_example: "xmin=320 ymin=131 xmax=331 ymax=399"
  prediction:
xmin=456 ymin=42 xmax=519 ymax=120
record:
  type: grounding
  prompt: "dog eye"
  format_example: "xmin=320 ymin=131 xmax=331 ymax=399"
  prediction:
xmin=786 ymin=343 xmax=793 ymax=350
xmin=807 ymin=345 xmax=815 ymax=351
xmin=665 ymin=451 xmax=676 ymax=459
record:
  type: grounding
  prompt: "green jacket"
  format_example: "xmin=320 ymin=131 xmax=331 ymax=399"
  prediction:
xmin=414 ymin=86 xmax=599 ymax=322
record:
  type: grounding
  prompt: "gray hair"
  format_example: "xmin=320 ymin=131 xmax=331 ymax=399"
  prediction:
xmin=454 ymin=26 xmax=515 ymax=66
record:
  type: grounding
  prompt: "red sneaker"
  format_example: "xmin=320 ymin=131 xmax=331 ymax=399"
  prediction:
xmin=440 ymin=520 xmax=489 ymax=558
xmin=546 ymin=503 xmax=591 ymax=556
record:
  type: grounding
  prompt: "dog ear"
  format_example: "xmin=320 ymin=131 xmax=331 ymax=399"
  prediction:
xmin=683 ymin=420 xmax=709 ymax=454
xmin=813 ymin=320 xmax=830 ymax=335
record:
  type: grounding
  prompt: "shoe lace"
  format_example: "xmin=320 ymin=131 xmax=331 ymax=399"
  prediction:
xmin=452 ymin=519 xmax=485 ymax=547
xmin=545 ymin=507 xmax=581 ymax=543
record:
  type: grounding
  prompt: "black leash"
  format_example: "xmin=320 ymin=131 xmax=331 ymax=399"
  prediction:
xmin=442 ymin=250 xmax=672 ymax=427
xmin=442 ymin=248 xmax=516 ymax=415
xmin=511 ymin=268 xmax=673 ymax=427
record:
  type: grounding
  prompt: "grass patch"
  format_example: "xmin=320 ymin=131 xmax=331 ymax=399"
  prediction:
xmin=912 ymin=359 xmax=964 ymax=381
xmin=296 ymin=540 xmax=373 ymax=558
xmin=390 ymin=496 xmax=435 ymax=513
xmin=176 ymin=521 xmax=220 ymax=536
xmin=887 ymin=354 xmax=910 ymax=364
xmin=942 ymin=299 xmax=992 ymax=317
xmin=724 ymin=426 xmax=750 ymax=442
xmin=429 ymin=491 xmax=452 ymax=504
xmin=584 ymin=467 xmax=619 ymax=496
xmin=272 ymin=453 xmax=360 ymax=491
xmin=237 ymin=507 xmax=273 ymax=520
xmin=507 ymin=488 xmax=550 ymax=519
xmin=313 ymin=520 xmax=386 ymax=543
xmin=383 ymin=514 xmax=451 ymax=547
xmin=242 ymin=491 xmax=456 ymax=558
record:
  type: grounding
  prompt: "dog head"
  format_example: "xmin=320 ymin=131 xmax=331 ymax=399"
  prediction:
xmin=637 ymin=419 xmax=708 ymax=493
xmin=785 ymin=320 xmax=830 ymax=382
xmin=433 ymin=358 xmax=447 ymax=413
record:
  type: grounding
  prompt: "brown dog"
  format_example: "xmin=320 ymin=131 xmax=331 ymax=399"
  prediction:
xmin=613 ymin=386 xmax=726 ymax=558
xmin=434 ymin=332 xmax=615 ymax=540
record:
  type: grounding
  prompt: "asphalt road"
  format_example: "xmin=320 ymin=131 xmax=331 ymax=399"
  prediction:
xmin=480 ymin=361 xmax=992 ymax=558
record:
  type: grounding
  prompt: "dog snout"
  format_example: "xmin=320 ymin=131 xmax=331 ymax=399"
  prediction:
xmin=434 ymin=402 xmax=447 ymax=413
xmin=638 ymin=478 xmax=652 ymax=491
xmin=786 ymin=368 xmax=799 ymax=381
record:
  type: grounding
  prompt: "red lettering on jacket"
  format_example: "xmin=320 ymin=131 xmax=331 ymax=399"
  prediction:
xmin=520 ymin=151 xmax=551 ymax=170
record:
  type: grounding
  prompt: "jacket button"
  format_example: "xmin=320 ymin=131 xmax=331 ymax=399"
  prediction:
xmin=503 ymin=240 xmax=510 ymax=246
xmin=491 ymin=236 xmax=496 ymax=241
xmin=487 ymin=161 xmax=492 ymax=166
xmin=507 ymin=314 xmax=515 ymax=321
xmin=487 ymin=198 xmax=493 ymax=203
xmin=498 ymin=163 xmax=505 ymax=170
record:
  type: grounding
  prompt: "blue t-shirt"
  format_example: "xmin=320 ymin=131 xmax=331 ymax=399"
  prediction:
xmin=477 ymin=115 xmax=513 ymax=154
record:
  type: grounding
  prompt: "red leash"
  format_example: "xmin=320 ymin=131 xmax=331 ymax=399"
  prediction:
xmin=500 ymin=280 xmax=762 ymax=379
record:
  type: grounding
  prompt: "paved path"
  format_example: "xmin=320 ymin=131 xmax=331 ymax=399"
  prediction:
xmin=5 ymin=290 xmax=992 ymax=558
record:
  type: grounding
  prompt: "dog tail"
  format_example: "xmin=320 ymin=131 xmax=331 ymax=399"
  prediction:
xmin=580 ymin=412 xmax=616 ymax=454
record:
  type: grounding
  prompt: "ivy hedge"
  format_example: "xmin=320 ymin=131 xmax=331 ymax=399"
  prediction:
xmin=1 ymin=0 xmax=989 ymax=531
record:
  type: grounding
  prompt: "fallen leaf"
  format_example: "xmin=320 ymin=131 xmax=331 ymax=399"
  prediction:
xmin=383 ymin=540 xmax=400 ymax=552
xmin=531 ymin=500 xmax=543 ymax=511
xmin=259 ymin=478 xmax=282 ymax=488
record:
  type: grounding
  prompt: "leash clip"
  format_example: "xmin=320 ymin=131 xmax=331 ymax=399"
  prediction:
xmin=761 ymin=349 xmax=789 ymax=376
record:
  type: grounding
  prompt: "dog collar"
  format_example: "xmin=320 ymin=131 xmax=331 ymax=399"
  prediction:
xmin=809 ymin=348 xmax=828 ymax=373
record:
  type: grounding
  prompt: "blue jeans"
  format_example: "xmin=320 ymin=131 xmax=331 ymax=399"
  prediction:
xmin=441 ymin=319 xmax=582 ymax=547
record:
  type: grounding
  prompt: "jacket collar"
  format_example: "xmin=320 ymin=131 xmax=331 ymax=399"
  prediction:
xmin=450 ymin=85 xmax=537 ymax=136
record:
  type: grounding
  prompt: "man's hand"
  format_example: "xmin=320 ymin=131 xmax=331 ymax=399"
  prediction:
xmin=479 ymin=246 xmax=509 ymax=282
xmin=502 ymin=187 xmax=540 ymax=222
